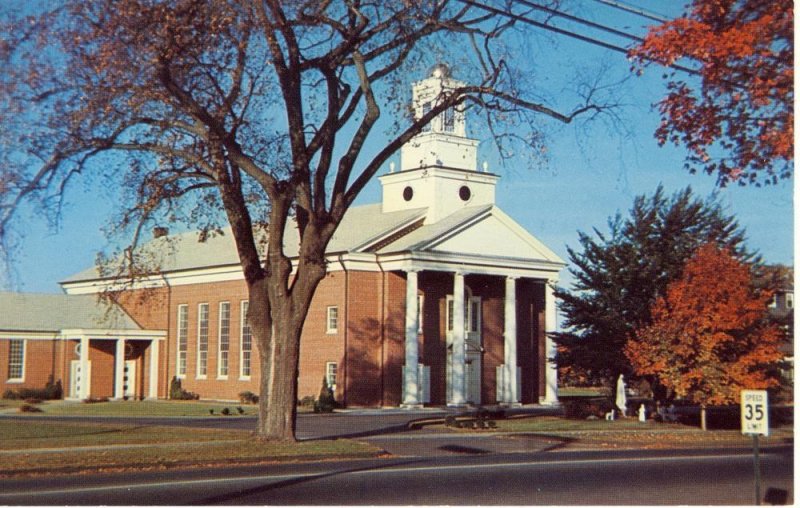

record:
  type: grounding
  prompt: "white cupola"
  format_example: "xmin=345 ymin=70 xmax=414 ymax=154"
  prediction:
xmin=380 ymin=64 xmax=497 ymax=224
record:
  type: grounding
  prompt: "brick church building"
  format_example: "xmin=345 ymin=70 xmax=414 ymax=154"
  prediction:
xmin=1 ymin=66 xmax=563 ymax=408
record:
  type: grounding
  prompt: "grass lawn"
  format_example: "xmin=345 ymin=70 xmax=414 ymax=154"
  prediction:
xmin=0 ymin=420 xmax=381 ymax=476
xmin=463 ymin=415 xmax=794 ymax=449
xmin=12 ymin=400 xmax=260 ymax=417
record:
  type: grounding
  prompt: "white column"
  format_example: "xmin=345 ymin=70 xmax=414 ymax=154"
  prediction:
xmin=543 ymin=281 xmax=560 ymax=405
xmin=449 ymin=272 xmax=466 ymax=406
xmin=402 ymin=269 xmax=422 ymax=407
xmin=114 ymin=339 xmax=126 ymax=400
xmin=502 ymin=276 xmax=519 ymax=405
xmin=79 ymin=336 xmax=90 ymax=400
xmin=149 ymin=339 xmax=160 ymax=399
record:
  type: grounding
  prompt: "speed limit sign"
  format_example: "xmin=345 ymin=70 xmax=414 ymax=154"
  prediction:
xmin=741 ymin=390 xmax=769 ymax=436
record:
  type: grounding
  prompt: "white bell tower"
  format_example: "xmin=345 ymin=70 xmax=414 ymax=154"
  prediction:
xmin=380 ymin=64 xmax=498 ymax=224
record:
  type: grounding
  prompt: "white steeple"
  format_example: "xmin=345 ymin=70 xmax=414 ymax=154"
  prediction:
xmin=380 ymin=64 xmax=497 ymax=224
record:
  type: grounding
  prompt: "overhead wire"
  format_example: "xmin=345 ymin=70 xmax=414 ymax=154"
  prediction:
xmin=586 ymin=0 xmax=671 ymax=23
xmin=458 ymin=0 xmax=702 ymax=77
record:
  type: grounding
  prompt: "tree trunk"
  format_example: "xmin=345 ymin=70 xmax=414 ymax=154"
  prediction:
xmin=248 ymin=260 xmax=327 ymax=442
xmin=700 ymin=405 xmax=707 ymax=431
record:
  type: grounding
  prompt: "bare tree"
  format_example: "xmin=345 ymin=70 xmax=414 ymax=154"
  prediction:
xmin=0 ymin=0 xmax=609 ymax=441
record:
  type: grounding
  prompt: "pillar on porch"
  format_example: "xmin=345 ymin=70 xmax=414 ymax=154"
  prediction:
xmin=79 ymin=336 xmax=90 ymax=400
xmin=501 ymin=276 xmax=520 ymax=405
xmin=402 ymin=269 xmax=422 ymax=408
xmin=114 ymin=339 xmax=126 ymax=400
xmin=543 ymin=281 xmax=559 ymax=405
xmin=449 ymin=272 xmax=466 ymax=407
xmin=149 ymin=339 xmax=160 ymax=399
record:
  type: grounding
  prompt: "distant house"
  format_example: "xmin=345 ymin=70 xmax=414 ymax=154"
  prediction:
xmin=763 ymin=265 xmax=794 ymax=386
xmin=1 ymin=66 xmax=564 ymax=407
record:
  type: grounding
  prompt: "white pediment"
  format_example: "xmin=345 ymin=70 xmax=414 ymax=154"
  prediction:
xmin=425 ymin=208 xmax=563 ymax=264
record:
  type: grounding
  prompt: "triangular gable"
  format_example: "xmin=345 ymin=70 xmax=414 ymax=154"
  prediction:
xmin=424 ymin=207 xmax=564 ymax=264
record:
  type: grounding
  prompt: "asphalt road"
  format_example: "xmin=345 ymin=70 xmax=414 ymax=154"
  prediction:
xmin=0 ymin=447 xmax=792 ymax=505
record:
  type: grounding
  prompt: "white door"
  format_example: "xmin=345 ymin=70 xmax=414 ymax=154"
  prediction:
xmin=124 ymin=360 xmax=136 ymax=398
xmin=70 ymin=360 xmax=92 ymax=399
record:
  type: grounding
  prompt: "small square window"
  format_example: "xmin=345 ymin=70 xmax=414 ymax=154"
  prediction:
xmin=326 ymin=306 xmax=339 ymax=334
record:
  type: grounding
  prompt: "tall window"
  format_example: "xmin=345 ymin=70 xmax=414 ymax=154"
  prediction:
xmin=421 ymin=101 xmax=432 ymax=131
xmin=442 ymin=106 xmax=455 ymax=132
xmin=176 ymin=304 xmax=188 ymax=377
xmin=197 ymin=303 xmax=209 ymax=378
xmin=240 ymin=301 xmax=252 ymax=379
xmin=7 ymin=340 xmax=24 ymax=381
xmin=326 ymin=306 xmax=339 ymax=334
xmin=218 ymin=302 xmax=230 ymax=378
xmin=326 ymin=361 xmax=337 ymax=390
xmin=787 ymin=293 xmax=794 ymax=309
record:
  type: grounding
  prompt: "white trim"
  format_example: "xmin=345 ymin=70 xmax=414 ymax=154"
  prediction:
xmin=326 ymin=306 xmax=339 ymax=334
xmin=196 ymin=303 xmax=209 ymax=379
xmin=217 ymin=301 xmax=230 ymax=380
xmin=0 ymin=332 xmax=59 ymax=340
xmin=6 ymin=339 xmax=25 ymax=382
xmin=59 ymin=329 xmax=167 ymax=339
xmin=239 ymin=300 xmax=252 ymax=380
xmin=176 ymin=304 xmax=188 ymax=379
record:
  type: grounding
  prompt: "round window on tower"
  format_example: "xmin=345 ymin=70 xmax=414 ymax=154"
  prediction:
xmin=403 ymin=186 xmax=414 ymax=202
xmin=459 ymin=185 xmax=472 ymax=201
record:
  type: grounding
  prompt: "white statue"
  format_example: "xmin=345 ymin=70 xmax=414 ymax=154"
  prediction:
xmin=616 ymin=375 xmax=627 ymax=417
xmin=638 ymin=403 xmax=646 ymax=422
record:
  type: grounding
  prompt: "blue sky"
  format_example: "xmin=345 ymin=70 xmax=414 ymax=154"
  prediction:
xmin=4 ymin=1 xmax=794 ymax=293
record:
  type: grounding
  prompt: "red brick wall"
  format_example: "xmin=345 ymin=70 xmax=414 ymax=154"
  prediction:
xmin=165 ymin=280 xmax=258 ymax=401
xmin=0 ymin=338 xmax=64 ymax=393
xmin=381 ymin=271 xmax=406 ymax=407
xmin=89 ymin=341 xmax=115 ymax=399
xmin=298 ymin=271 xmax=346 ymax=401
xmin=343 ymin=271 xmax=383 ymax=407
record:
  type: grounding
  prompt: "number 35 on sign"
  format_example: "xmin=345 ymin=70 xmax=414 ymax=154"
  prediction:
xmin=741 ymin=390 xmax=769 ymax=436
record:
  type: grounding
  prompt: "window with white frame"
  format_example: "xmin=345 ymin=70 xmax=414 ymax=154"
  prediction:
xmin=770 ymin=294 xmax=778 ymax=308
xmin=442 ymin=106 xmax=455 ymax=132
xmin=326 ymin=361 xmax=337 ymax=390
xmin=7 ymin=339 xmax=24 ymax=381
xmin=787 ymin=292 xmax=794 ymax=309
xmin=240 ymin=301 xmax=252 ymax=379
xmin=197 ymin=303 xmax=209 ymax=378
xmin=218 ymin=302 xmax=230 ymax=378
xmin=326 ymin=306 xmax=339 ymax=334
xmin=421 ymin=101 xmax=432 ymax=131
xmin=176 ymin=304 xmax=188 ymax=377
xmin=417 ymin=294 xmax=424 ymax=333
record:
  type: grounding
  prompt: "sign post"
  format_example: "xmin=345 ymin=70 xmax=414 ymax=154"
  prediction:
xmin=741 ymin=390 xmax=769 ymax=505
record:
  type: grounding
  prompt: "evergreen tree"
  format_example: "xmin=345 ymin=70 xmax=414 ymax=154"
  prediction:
xmin=554 ymin=185 xmax=752 ymax=388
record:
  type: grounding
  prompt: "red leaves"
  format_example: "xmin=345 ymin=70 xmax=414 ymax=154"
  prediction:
xmin=630 ymin=0 xmax=793 ymax=185
xmin=626 ymin=244 xmax=782 ymax=405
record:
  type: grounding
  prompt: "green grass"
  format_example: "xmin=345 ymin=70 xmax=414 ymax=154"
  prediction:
xmin=26 ymin=400 xmax=259 ymax=417
xmin=558 ymin=387 xmax=608 ymax=398
xmin=0 ymin=420 xmax=382 ymax=476
xmin=464 ymin=415 xmax=794 ymax=449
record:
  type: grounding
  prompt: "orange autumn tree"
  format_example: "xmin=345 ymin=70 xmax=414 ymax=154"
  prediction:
xmin=630 ymin=0 xmax=793 ymax=186
xmin=625 ymin=243 xmax=781 ymax=408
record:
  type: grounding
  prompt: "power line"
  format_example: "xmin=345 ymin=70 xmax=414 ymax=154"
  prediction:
xmin=459 ymin=0 xmax=701 ymax=77
xmin=516 ymin=0 xmax=643 ymax=43
xmin=587 ymin=0 xmax=671 ymax=23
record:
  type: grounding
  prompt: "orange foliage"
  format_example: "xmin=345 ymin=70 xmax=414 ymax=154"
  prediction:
xmin=625 ymin=243 xmax=782 ymax=405
xmin=630 ymin=0 xmax=793 ymax=185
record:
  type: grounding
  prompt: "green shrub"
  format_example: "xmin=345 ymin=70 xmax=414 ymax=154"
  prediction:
xmin=2 ymin=376 xmax=63 ymax=401
xmin=169 ymin=377 xmax=199 ymax=400
xmin=19 ymin=404 xmax=43 ymax=413
xmin=221 ymin=407 xmax=230 ymax=416
xmin=313 ymin=377 xmax=337 ymax=413
xmin=238 ymin=391 xmax=259 ymax=404
xmin=297 ymin=395 xmax=315 ymax=408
